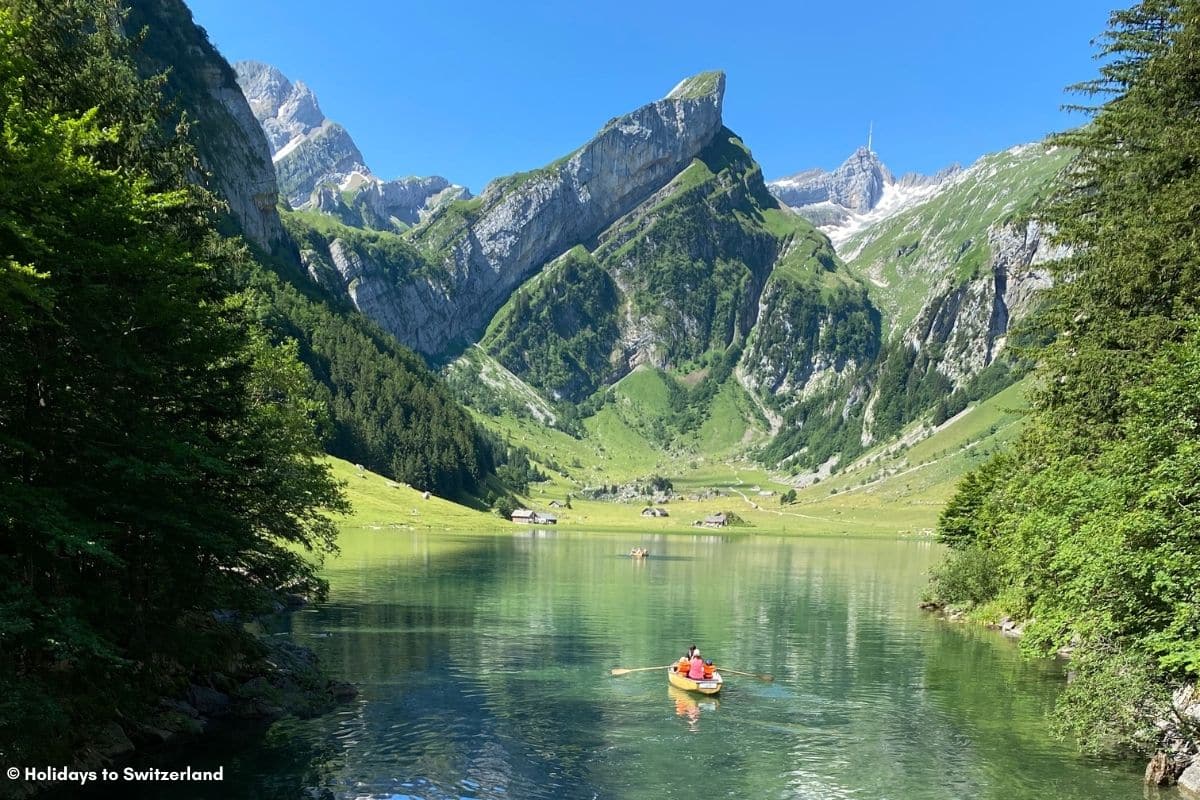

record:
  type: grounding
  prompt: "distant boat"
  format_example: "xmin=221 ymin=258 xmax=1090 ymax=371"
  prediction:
xmin=629 ymin=547 xmax=650 ymax=558
xmin=668 ymin=664 xmax=723 ymax=695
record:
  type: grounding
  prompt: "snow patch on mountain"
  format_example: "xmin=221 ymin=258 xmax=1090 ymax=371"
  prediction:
xmin=768 ymin=148 xmax=962 ymax=253
xmin=271 ymin=134 xmax=304 ymax=164
xmin=829 ymin=171 xmax=965 ymax=255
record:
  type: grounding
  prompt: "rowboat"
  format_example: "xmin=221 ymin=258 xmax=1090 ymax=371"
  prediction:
xmin=667 ymin=665 xmax=723 ymax=695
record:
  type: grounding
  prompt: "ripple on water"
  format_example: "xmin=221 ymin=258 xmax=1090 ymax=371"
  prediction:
xmin=160 ymin=533 xmax=1151 ymax=800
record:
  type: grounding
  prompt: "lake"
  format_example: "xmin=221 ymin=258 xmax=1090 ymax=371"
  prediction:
xmin=93 ymin=528 xmax=1150 ymax=799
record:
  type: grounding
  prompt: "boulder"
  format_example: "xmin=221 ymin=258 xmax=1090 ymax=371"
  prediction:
xmin=1179 ymin=761 xmax=1200 ymax=796
xmin=186 ymin=685 xmax=232 ymax=717
xmin=1174 ymin=685 xmax=1200 ymax=725
xmin=1000 ymin=617 xmax=1023 ymax=637
xmin=95 ymin=722 xmax=135 ymax=760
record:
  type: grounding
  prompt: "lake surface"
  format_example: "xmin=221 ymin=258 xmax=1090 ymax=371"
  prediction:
xmin=97 ymin=529 xmax=1150 ymax=799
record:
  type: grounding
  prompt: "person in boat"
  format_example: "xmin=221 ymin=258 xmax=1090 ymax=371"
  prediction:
xmin=677 ymin=644 xmax=699 ymax=674
xmin=687 ymin=650 xmax=705 ymax=680
xmin=703 ymin=659 xmax=714 ymax=680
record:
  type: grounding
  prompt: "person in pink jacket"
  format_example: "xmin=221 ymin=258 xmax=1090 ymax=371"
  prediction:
xmin=687 ymin=652 xmax=705 ymax=680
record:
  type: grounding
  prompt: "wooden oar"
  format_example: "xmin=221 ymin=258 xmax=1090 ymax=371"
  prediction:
xmin=610 ymin=664 xmax=673 ymax=676
xmin=716 ymin=667 xmax=774 ymax=682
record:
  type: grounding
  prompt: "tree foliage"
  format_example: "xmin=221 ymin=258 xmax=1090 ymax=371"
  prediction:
xmin=0 ymin=0 xmax=346 ymax=763
xmin=484 ymin=248 xmax=621 ymax=403
xmin=241 ymin=264 xmax=502 ymax=495
xmin=930 ymin=0 xmax=1200 ymax=755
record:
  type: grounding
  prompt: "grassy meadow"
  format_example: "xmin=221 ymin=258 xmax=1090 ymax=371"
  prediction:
xmin=329 ymin=376 xmax=1028 ymax=539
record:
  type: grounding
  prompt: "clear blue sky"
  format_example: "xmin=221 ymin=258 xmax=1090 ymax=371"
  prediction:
xmin=187 ymin=0 xmax=1115 ymax=192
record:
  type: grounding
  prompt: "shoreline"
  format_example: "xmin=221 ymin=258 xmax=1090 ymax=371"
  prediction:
xmin=918 ymin=600 xmax=1200 ymax=793
xmin=6 ymin=617 xmax=356 ymax=800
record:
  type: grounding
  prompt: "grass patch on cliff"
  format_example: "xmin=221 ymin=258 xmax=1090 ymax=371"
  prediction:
xmin=668 ymin=70 xmax=724 ymax=100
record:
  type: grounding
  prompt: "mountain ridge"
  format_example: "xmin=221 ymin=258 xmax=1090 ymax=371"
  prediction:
xmin=294 ymin=69 xmax=730 ymax=358
xmin=234 ymin=60 xmax=469 ymax=228
xmin=208 ymin=50 xmax=1071 ymax=489
xmin=768 ymin=146 xmax=965 ymax=243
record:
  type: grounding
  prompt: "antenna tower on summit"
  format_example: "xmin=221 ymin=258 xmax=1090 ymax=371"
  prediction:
xmin=867 ymin=122 xmax=873 ymax=153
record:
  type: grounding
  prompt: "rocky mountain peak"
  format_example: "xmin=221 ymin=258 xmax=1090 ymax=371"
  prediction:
xmin=665 ymin=70 xmax=726 ymax=105
xmin=233 ymin=60 xmax=467 ymax=226
xmin=768 ymin=146 xmax=963 ymax=242
xmin=367 ymin=71 xmax=730 ymax=355
xmin=234 ymin=62 xmax=291 ymax=120
xmin=895 ymin=163 xmax=963 ymax=190
xmin=770 ymin=145 xmax=892 ymax=215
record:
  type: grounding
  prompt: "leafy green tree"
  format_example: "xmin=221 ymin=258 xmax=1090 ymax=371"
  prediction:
xmin=0 ymin=0 xmax=345 ymax=763
xmin=929 ymin=0 xmax=1200 ymax=756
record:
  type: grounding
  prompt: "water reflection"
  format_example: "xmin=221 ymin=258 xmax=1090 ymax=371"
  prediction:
xmin=67 ymin=530 xmax=1146 ymax=800
xmin=669 ymin=685 xmax=718 ymax=732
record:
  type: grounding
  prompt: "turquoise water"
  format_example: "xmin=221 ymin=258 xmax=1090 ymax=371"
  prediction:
xmin=84 ymin=529 xmax=1150 ymax=799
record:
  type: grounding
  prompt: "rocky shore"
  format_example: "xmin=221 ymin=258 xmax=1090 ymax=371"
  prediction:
xmin=919 ymin=600 xmax=1200 ymax=792
xmin=8 ymin=621 xmax=356 ymax=799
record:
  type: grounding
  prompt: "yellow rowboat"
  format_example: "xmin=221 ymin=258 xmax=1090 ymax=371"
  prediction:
xmin=667 ymin=665 xmax=723 ymax=695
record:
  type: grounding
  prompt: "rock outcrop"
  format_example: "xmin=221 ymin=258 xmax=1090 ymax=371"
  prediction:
xmin=126 ymin=1 xmax=288 ymax=254
xmin=298 ymin=236 xmax=418 ymax=340
xmin=392 ymin=71 xmax=728 ymax=355
xmin=235 ymin=61 xmax=466 ymax=222
xmin=903 ymin=220 xmax=1064 ymax=387
xmin=1181 ymin=761 xmax=1200 ymax=796
xmin=740 ymin=227 xmax=879 ymax=402
xmin=770 ymin=146 xmax=893 ymax=213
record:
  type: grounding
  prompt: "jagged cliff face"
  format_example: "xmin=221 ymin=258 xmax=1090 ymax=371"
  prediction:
xmin=127 ymin=0 xmax=288 ymax=254
xmin=901 ymin=220 xmax=1063 ymax=387
xmin=281 ymin=68 xmax=876 ymax=427
xmin=837 ymin=145 xmax=1073 ymax=383
xmin=391 ymin=72 xmax=729 ymax=355
xmin=591 ymin=129 xmax=781 ymax=372
xmin=474 ymin=127 xmax=809 ymax=404
xmin=312 ymin=175 xmax=464 ymax=228
xmin=746 ymin=143 xmax=1071 ymax=469
xmin=739 ymin=232 xmax=879 ymax=402
xmin=770 ymin=146 xmax=893 ymax=214
xmin=235 ymin=61 xmax=467 ymax=226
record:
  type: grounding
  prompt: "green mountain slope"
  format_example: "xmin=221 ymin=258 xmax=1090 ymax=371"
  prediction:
xmin=480 ymin=247 xmax=620 ymax=403
xmin=839 ymin=144 xmax=1073 ymax=339
xmin=225 ymin=43 xmax=1074 ymax=515
xmin=750 ymin=143 xmax=1071 ymax=475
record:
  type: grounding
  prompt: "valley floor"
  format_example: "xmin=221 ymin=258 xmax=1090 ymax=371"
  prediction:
xmin=330 ymin=378 xmax=1028 ymax=538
